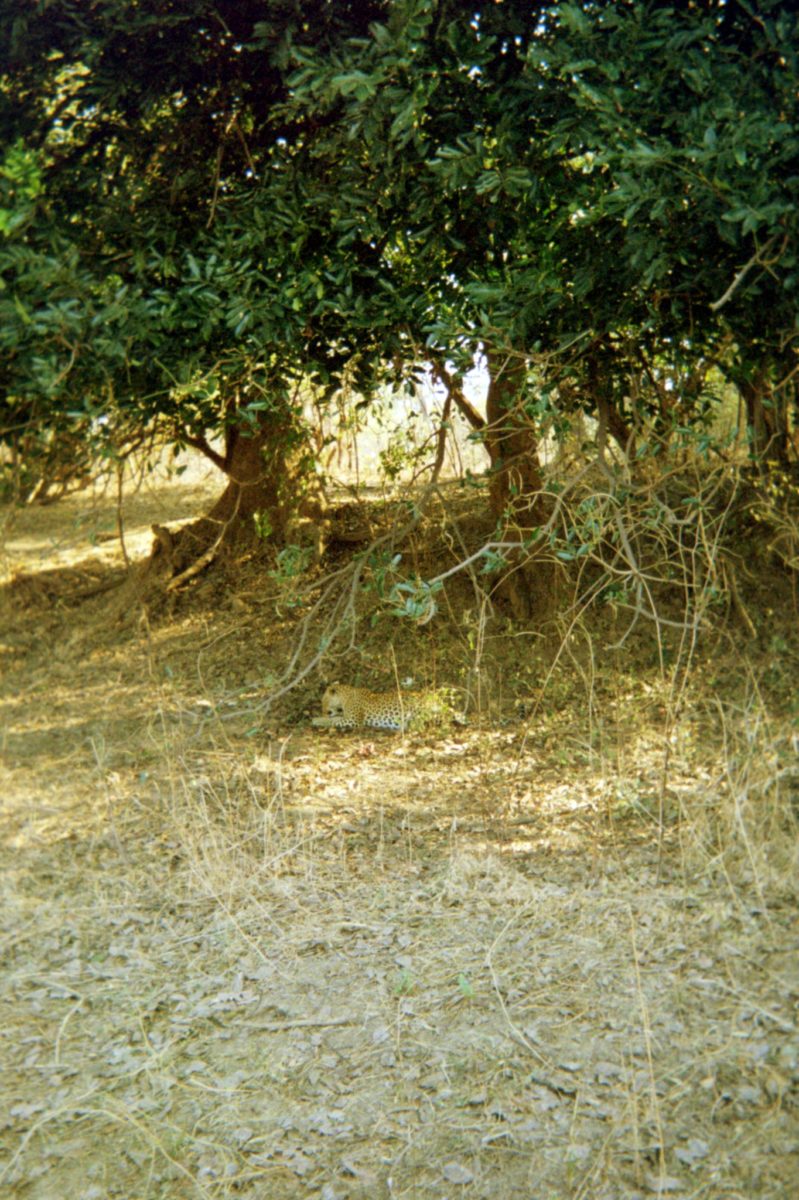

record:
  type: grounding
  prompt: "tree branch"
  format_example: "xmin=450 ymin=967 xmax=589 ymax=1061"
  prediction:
xmin=431 ymin=361 xmax=485 ymax=432
xmin=709 ymin=233 xmax=782 ymax=312
xmin=181 ymin=432 xmax=228 ymax=473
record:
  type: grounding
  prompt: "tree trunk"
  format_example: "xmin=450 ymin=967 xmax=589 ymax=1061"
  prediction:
xmin=205 ymin=420 xmax=299 ymax=537
xmin=484 ymin=351 xmax=551 ymax=620
xmin=485 ymin=353 xmax=543 ymax=519
xmin=739 ymin=368 xmax=792 ymax=465
xmin=142 ymin=401 xmax=326 ymax=594
xmin=587 ymin=348 xmax=635 ymax=457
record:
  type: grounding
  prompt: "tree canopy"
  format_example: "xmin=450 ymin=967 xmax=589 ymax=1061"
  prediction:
xmin=1 ymin=1 xmax=796 ymax=524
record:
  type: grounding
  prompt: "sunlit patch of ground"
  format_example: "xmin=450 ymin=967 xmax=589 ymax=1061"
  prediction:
xmin=1 ymin=472 xmax=797 ymax=1199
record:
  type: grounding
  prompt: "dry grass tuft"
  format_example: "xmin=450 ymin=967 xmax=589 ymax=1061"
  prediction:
xmin=678 ymin=693 xmax=799 ymax=901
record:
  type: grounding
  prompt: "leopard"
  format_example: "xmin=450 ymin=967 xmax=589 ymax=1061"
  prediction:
xmin=312 ymin=682 xmax=423 ymax=732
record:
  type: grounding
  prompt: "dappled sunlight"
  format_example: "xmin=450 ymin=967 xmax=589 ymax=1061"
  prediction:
xmin=1 ymin=452 xmax=219 ymax=585
xmin=2 ymin=474 xmax=798 ymax=1200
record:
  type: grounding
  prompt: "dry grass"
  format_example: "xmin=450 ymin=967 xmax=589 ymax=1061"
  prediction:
xmin=1 ymin=466 xmax=798 ymax=1199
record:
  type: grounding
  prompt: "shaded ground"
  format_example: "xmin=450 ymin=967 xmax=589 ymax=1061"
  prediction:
xmin=1 ymin=473 xmax=798 ymax=1199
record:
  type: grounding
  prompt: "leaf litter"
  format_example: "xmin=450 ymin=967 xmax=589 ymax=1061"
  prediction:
xmin=1 ymin=480 xmax=798 ymax=1199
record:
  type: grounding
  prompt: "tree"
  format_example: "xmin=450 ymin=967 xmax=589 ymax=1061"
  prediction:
xmin=1 ymin=1 xmax=387 ymax=541
xmin=2 ymin=1 xmax=796 ymax=602
xmin=266 ymin=0 xmax=797 ymax=604
xmin=537 ymin=1 xmax=798 ymax=456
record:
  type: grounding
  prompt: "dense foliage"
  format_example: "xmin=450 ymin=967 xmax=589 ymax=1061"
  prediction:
xmin=1 ymin=0 xmax=796 ymax=508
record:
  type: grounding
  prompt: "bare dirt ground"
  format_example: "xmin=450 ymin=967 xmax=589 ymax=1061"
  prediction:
xmin=1 ymin=469 xmax=798 ymax=1199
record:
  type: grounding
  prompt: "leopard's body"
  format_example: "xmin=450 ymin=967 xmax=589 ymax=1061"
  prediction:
xmin=313 ymin=682 xmax=423 ymax=731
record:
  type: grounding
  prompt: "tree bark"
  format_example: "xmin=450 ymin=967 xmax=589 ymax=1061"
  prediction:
xmin=587 ymin=345 xmax=635 ymax=457
xmin=739 ymin=369 xmax=792 ymax=464
xmin=204 ymin=421 xmax=291 ymax=533
xmin=484 ymin=352 xmax=543 ymax=520
xmin=483 ymin=350 xmax=551 ymax=620
xmin=142 ymin=399 xmax=326 ymax=593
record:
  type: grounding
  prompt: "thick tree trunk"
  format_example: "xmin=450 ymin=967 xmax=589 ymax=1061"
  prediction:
xmin=485 ymin=353 xmax=544 ymax=521
xmin=484 ymin=351 xmax=552 ymax=620
xmin=142 ymin=402 xmax=326 ymax=594
xmin=205 ymin=421 xmax=297 ymax=536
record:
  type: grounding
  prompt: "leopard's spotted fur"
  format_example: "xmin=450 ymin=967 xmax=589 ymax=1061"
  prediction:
xmin=313 ymin=682 xmax=422 ymax=731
